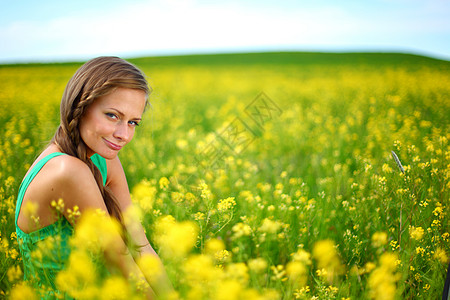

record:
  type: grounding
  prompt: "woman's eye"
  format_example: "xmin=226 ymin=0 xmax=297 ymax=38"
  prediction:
xmin=129 ymin=120 xmax=140 ymax=127
xmin=106 ymin=113 xmax=118 ymax=120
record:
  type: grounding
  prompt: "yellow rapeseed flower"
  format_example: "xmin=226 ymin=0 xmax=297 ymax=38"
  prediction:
xmin=23 ymin=201 xmax=38 ymax=219
xmin=258 ymin=218 xmax=282 ymax=234
xmin=9 ymin=282 xmax=37 ymax=300
xmin=371 ymin=231 xmax=388 ymax=247
xmin=7 ymin=265 xmax=22 ymax=282
xmin=56 ymin=249 xmax=98 ymax=299
xmin=248 ymin=257 xmax=268 ymax=274
xmin=138 ymin=254 xmax=163 ymax=286
xmin=434 ymin=248 xmax=449 ymax=264
xmin=154 ymin=216 xmax=198 ymax=258
xmin=205 ymin=238 xmax=225 ymax=256
xmin=70 ymin=209 xmax=123 ymax=253
xmin=131 ymin=179 xmax=156 ymax=211
xmin=368 ymin=252 xmax=400 ymax=300
xmin=100 ymin=276 xmax=131 ymax=300
xmin=217 ymin=197 xmax=236 ymax=212
xmin=159 ymin=176 xmax=170 ymax=190
xmin=232 ymin=222 xmax=252 ymax=239
xmin=50 ymin=198 xmax=65 ymax=214
xmin=409 ymin=226 xmax=424 ymax=241
xmin=292 ymin=249 xmax=312 ymax=265
xmin=214 ymin=279 xmax=242 ymax=300
xmin=225 ymin=262 xmax=249 ymax=285
xmin=312 ymin=239 xmax=344 ymax=283
xmin=286 ymin=261 xmax=307 ymax=287
xmin=183 ymin=254 xmax=221 ymax=285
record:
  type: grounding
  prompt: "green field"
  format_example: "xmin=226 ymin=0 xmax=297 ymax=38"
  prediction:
xmin=0 ymin=52 xmax=449 ymax=299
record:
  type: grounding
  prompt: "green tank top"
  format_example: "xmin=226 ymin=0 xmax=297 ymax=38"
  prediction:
xmin=15 ymin=152 xmax=107 ymax=298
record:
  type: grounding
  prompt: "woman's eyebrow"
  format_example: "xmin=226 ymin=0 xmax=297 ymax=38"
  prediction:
xmin=108 ymin=108 xmax=142 ymax=120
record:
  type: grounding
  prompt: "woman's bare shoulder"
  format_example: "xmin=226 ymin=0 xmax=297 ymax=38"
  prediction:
xmin=37 ymin=154 xmax=106 ymax=211
xmin=49 ymin=154 xmax=93 ymax=182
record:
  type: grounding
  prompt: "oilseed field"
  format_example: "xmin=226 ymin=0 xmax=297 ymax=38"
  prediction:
xmin=0 ymin=52 xmax=449 ymax=299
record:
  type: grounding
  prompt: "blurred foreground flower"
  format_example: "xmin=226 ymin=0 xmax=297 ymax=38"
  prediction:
xmin=368 ymin=252 xmax=400 ymax=300
xmin=9 ymin=282 xmax=37 ymax=300
xmin=69 ymin=209 xmax=123 ymax=254
xmin=372 ymin=231 xmax=388 ymax=248
xmin=154 ymin=215 xmax=198 ymax=258
xmin=131 ymin=179 xmax=156 ymax=211
xmin=312 ymin=239 xmax=344 ymax=283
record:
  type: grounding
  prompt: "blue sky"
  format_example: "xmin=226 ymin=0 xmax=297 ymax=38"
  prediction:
xmin=1 ymin=0 xmax=449 ymax=63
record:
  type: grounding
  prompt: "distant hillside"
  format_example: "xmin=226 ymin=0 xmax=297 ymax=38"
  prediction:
xmin=129 ymin=51 xmax=450 ymax=68
xmin=1 ymin=52 xmax=449 ymax=69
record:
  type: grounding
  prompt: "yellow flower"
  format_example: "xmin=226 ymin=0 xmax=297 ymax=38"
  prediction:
xmin=225 ymin=262 xmax=249 ymax=285
xmin=258 ymin=218 xmax=282 ymax=234
xmin=217 ymin=197 xmax=236 ymax=212
xmin=159 ymin=176 xmax=170 ymax=190
xmin=176 ymin=139 xmax=188 ymax=150
xmin=372 ymin=232 xmax=388 ymax=247
xmin=364 ymin=261 xmax=377 ymax=273
xmin=434 ymin=248 xmax=449 ymax=264
xmin=138 ymin=254 xmax=163 ymax=286
xmin=286 ymin=261 xmax=307 ymax=287
xmin=100 ymin=276 xmax=131 ymax=300
xmin=193 ymin=211 xmax=205 ymax=220
xmin=232 ymin=222 xmax=252 ymax=239
xmin=122 ymin=205 xmax=143 ymax=237
xmin=205 ymin=238 xmax=225 ymax=256
xmin=368 ymin=252 xmax=400 ymax=300
xmin=23 ymin=201 xmax=38 ymax=219
xmin=50 ymin=198 xmax=65 ymax=214
xmin=294 ymin=286 xmax=310 ymax=299
xmin=154 ymin=216 xmax=198 ymax=258
xmin=215 ymin=249 xmax=231 ymax=263
xmin=409 ymin=226 xmax=424 ymax=241
xmin=416 ymin=247 xmax=425 ymax=256
xmin=312 ymin=239 xmax=344 ymax=283
xmin=292 ymin=249 xmax=312 ymax=265
xmin=214 ymin=279 xmax=242 ymax=300
xmin=131 ymin=179 xmax=156 ymax=211
xmin=56 ymin=249 xmax=98 ymax=298
xmin=7 ymin=265 xmax=23 ymax=282
xmin=66 ymin=205 xmax=81 ymax=223
xmin=70 ymin=209 xmax=123 ymax=253
xmin=198 ymin=180 xmax=213 ymax=201
xmin=248 ymin=257 xmax=268 ymax=274
xmin=271 ymin=265 xmax=286 ymax=281
xmin=183 ymin=254 xmax=221 ymax=285
xmin=9 ymin=282 xmax=37 ymax=300
xmin=171 ymin=191 xmax=184 ymax=203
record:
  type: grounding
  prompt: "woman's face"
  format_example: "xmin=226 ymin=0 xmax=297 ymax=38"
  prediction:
xmin=79 ymin=87 xmax=147 ymax=159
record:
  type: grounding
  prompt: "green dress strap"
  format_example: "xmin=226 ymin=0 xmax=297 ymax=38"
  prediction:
xmin=91 ymin=153 xmax=107 ymax=186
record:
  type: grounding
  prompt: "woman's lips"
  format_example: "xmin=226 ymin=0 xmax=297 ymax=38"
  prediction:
xmin=103 ymin=139 xmax=122 ymax=151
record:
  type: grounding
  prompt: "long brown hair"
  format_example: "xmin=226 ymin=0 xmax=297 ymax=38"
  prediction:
xmin=52 ymin=56 xmax=150 ymax=225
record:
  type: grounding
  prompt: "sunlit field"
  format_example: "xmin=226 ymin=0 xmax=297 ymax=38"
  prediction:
xmin=0 ymin=52 xmax=449 ymax=299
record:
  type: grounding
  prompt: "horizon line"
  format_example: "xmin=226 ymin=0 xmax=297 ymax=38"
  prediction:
xmin=1 ymin=49 xmax=449 ymax=66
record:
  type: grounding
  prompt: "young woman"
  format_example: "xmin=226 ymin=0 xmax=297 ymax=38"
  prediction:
xmin=14 ymin=57 xmax=168 ymax=299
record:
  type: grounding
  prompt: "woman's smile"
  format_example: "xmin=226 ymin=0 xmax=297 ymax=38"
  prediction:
xmin=103 ymin=138 xmax=123 ymax=151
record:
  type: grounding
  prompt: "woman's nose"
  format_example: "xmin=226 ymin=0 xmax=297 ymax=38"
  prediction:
xmin=113 ymin=122 xmax=131 ymax=142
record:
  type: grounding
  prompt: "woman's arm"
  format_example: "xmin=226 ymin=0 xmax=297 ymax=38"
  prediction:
xmin=105 ymin=156 xmax=174 ymax=295
xmin=54 ymin=156 xmax=156 ymax=299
